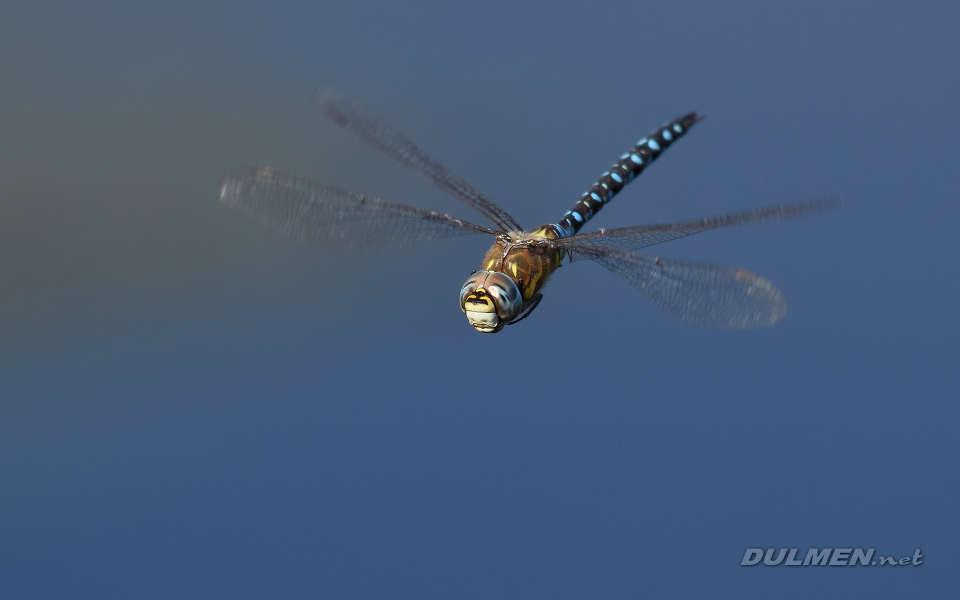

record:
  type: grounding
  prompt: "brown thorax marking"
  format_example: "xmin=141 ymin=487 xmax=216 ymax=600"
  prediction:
xmin=481 ymin=227 xmax=562 ymax=300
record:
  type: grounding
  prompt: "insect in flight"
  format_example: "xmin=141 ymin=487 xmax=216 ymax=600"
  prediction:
xmin=220 ymin=89 xmax=834 ymax=333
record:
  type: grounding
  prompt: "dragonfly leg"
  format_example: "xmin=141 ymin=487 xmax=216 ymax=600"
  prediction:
xmin=506 ymin=293 xmax=543 ymax=326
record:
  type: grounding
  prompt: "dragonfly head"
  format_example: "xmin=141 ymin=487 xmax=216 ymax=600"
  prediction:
xmin=459 ymin=271 xmax=523 ymax=333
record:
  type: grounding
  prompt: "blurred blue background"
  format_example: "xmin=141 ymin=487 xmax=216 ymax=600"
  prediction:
xmin=2 ymin=1 xmax=958 ymax=597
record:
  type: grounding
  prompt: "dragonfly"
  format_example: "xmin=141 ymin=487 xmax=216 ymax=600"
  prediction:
xmin=220 ymin=89 xmax=834 ymax=333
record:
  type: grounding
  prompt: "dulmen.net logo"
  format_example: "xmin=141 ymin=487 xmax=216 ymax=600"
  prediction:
xmin=741 ymin=548 xmax=923 ymax=567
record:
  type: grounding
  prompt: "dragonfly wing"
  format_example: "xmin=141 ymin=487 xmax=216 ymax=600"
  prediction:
xmin=549 ymin=199 xmax=836 ymax=260
xmin=220 ymin=167 xmax=495 ymax=251
xmin=565 ymin=244 xmax=787 ymax=328
xmin=316 ymin=89 xmax=523 ymax=233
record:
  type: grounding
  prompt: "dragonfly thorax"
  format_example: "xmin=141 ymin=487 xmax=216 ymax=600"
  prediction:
xmin=459 ymin=271 xmax=523 ymax=333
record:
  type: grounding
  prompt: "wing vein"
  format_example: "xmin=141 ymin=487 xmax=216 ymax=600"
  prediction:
xmin=219 ymin=167 xmax=495 ymax=251
xmin=316 ymin=89 xmax=523 ymax=233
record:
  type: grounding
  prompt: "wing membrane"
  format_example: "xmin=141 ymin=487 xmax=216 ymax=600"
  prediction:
xmin=549 ymin=198 xmax=836 ymax=259
xmin=316 ymin=89 xmax=523 ymax=233
xmin=565 ymin=244 xmax=788 ymax=328
xmin=220 ymin=167 xmax=495 ymax=251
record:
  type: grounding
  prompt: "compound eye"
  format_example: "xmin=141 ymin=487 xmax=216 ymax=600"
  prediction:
xmin=459 ymin=271 xmax=490 ymax=312
xmin=482 ymin=272 xmax=522 ymax=321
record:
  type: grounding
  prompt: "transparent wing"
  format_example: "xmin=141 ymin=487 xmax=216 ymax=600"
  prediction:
xmin=316 ymin=88 xmax=523 ymax=233
xmin=220 ymin=167 xmax=496 ymax=251
xmin=565 ymin=244 xmax=788 ymax=328
xmin=548 ymin=198 xmax=836 ymax=259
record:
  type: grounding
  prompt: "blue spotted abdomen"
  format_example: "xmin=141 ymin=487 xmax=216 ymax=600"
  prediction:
xmin=553 ymin=112 xmax=703 ymax=237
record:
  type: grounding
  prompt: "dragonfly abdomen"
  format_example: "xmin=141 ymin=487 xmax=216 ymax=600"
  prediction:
xmin=553 ymin=112 xmax=703 ymax=237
